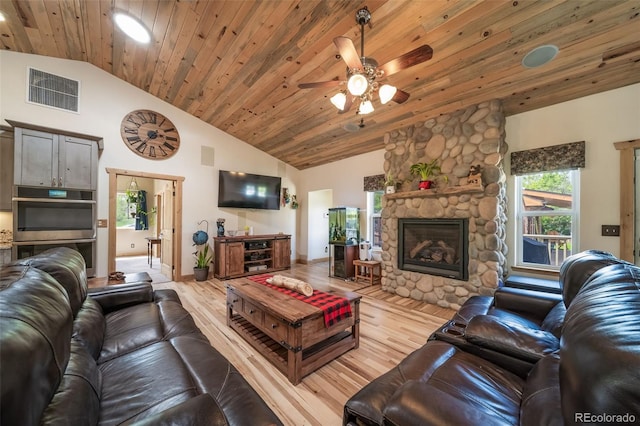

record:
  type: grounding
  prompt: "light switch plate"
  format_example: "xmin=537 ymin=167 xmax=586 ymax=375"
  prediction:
xmin=601 ymin=225 xmax=620 ymax=236
xmin=97 ymin=219 xmax=108 ymax=228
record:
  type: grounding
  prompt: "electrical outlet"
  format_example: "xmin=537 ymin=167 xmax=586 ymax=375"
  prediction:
xmin=131 ymin=243 xmax=135 ymax=248
xmin=601 ymin=225 xmax=620 ymax=237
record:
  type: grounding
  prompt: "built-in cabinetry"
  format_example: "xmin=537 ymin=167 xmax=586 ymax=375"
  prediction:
xmin=13 ymin=127 xmax=98 ymax=190
xmin=214 ymin=234 xmax=291 ymax=279
xmin=0 ymin=128 xmax=14 ymax=210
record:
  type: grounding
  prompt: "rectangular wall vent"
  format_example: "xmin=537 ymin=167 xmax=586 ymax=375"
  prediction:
xmin=28 ymin=67 xmax=80 ymax=112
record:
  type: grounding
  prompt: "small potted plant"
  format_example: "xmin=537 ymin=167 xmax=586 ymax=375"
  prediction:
xmin=384 ymin=172 xmax=396 ymax=194
xmin=410 ymin=159 xmax=447 ymax=190
xmin=193 ymin=244 xmax=213 ymax=281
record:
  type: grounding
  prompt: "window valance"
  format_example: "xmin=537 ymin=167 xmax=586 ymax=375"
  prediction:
xmin=510 ymin=141 xmax=585 ymax=175
xmin=364 ymin=174 xmax=385 ymax=191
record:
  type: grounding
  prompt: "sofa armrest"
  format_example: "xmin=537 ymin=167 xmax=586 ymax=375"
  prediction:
xmin=465 ymin=315 xmax=559 ymax=364
xmin=88 ymin=282 xmax=153 ymax=313
xmin=493 ymin=287 xmax=562 ymax=321
xmin=123 ymin=393 xmax=228 ymax=426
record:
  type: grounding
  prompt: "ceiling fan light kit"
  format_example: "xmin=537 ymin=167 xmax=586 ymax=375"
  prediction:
xmin=298 ymin=6 xmax=434 ymax=118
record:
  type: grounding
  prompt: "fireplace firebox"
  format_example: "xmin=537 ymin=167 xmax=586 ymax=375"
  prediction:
xmin=398 ymin=218 xmax=469 ymax=280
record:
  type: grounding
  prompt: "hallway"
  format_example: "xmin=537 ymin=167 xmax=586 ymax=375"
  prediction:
xmin=115 ymin=254 xmax=170 ymax=284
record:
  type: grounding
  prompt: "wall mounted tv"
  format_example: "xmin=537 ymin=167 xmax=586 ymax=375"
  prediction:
xmin=218 ymin=170 xmax=281 ymax=210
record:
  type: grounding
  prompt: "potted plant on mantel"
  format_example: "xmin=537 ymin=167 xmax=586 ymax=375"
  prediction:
xmin=410 ymin=159 xmax=448 ymax=190
xmin=193 ymin=244 xmax=213 ymax=281
xmin=384 ymin=172 xmax=397 ymax=194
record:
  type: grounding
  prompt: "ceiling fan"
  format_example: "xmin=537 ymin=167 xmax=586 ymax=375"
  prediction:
xmin=298 ymin=6 xmax=433 ymax=115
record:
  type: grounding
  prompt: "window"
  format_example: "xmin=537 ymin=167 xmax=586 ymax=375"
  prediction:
xmin=515 ymin=169 xmax=579 ymax=269
xmin=367 ymin=190 xmax=384 ymax=248
xmin=116 ymin=192 xmax=136 ymax=228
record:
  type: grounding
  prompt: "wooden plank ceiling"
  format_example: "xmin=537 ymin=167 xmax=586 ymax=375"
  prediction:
xmin=1 ymin=0 xmax=639 ymax=169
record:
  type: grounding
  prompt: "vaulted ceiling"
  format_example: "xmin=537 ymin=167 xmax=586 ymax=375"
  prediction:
xmin=1 ymin=0 xmax=639 ymax=169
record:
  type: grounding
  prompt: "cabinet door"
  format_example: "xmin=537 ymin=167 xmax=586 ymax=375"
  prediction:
xmin=14 ymin=128 xmax=57 ymax=187
xmin=59 ymin=136 xmax=98 ymax=189
xmin=272 ymin=237 xmax=291 ymax=269
xmin=0 ymin=130 xmax=14 ymax=210
xmin=227 ymin=242 xmax=245 ymax=276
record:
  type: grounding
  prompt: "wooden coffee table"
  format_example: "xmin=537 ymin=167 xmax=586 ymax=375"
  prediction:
xmin=226 ymin=277 xmax=361 ymax=384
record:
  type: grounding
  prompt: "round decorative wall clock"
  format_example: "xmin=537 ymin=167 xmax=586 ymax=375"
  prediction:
xmin=120 ymin=109 xmax=180 ymax=160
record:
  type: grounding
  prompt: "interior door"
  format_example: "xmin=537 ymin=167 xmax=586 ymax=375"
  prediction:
xmin=160 ymin=182 xmax=174 ymax=279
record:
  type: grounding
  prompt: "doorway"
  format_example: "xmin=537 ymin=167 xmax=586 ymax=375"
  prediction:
xmin=106 ymin=168 xmax=184 ymax=281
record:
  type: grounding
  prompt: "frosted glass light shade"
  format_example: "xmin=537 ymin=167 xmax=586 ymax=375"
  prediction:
xmin=347 ymin=74 xmax=368 ymax=96
xmin=379 ymin=84 xmax=397 ymax=104
xmin=359 ymin=100 xmax=374 ymax=114
xmin=114 ymin=12 xmax=151 ymax=44
xmin=330 ymin=92 xmax=347 ymax=110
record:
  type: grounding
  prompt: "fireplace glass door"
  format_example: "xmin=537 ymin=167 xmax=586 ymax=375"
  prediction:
xmin=398 ymin=218 xmax=469 ymax=280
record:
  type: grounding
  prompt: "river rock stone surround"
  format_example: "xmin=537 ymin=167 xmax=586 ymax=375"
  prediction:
xmin=381 ymin=100 xmax=508 ymax=310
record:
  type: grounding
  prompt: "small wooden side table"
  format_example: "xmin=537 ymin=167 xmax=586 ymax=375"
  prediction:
xmin=145 ymin=237 xmax=162 ymax=267
xmin=353 ymin=260 xmax=381 ymax=286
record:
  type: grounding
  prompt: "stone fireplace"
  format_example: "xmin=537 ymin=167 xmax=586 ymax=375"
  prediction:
xmin=398 ymin=218 xmax=468 ymax=280
xmin=381 ymin=100 xmax=508 ymax=310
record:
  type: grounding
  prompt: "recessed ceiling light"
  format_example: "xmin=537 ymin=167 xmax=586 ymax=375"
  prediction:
xmin=0 ymin=12 xmax=6 ymax=22
xmin=522 ymin=45 xmax=559 ymax=68
xmin=113 ymin=12 xmax=150 ymax=44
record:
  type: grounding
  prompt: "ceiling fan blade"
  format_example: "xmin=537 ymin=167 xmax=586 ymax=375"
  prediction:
xmin=334 ymin=36 xmax=363 ymax=70
xmin=298 ymin=80 xmax=344 ymax=89
xmin=378 ymin=45 xmax=433 ymax=77
xmin=392 ymin=89 xmax=410 ymax=104
xmin=338 ymin=95 xmax=355 ymax=114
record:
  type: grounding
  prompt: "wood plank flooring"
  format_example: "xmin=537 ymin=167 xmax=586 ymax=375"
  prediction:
xmin=148 ymin=262 xmax=456 ymax=426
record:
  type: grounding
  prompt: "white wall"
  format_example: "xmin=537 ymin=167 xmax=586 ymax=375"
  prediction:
xmin=307 ymin=189 xmax=332 ymax=261
xmin=505 ymin=83 xmax=640 ymax=264
xmin=298 ymin=149 xmax=384 ymax=259
xmin=0 ymin=51 xmax=300 ymax=277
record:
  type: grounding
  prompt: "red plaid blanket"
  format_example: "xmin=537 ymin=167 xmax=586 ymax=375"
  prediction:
xmin=247 ymin=274 xmax=352 ymax=327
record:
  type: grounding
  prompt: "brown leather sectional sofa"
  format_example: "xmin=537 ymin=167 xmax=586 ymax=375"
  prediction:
xmin=344 ymin=250 xmax=640 ymax=425
xmin=0 ymin=247 xmax=282 ymax=426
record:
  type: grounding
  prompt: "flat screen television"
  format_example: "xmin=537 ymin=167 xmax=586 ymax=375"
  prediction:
xmin=218 ymin=170 xmax=281 ymax=210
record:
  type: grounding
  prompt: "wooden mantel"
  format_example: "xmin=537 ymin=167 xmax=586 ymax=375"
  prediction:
xmin=384 ymin=183 xmax=485 ymax=200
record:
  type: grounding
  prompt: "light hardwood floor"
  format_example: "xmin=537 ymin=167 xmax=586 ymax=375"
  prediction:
xmin=150 ymin=262 xmax=455 ymax=426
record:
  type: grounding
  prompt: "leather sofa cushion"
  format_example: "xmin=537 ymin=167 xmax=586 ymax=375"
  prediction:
xmin=122 ymin=393 xmax=228 ymax=426
xmin=41 ymin=340 xmax=102 ymax=426
xmin=0 ymin=265 xmax=73 ymax=426
xmin=73 ymin=297 xmax=106 ymax=360
xmin=380 ymin=341 xmax=524 ymax=426
xmin=170 ymin=335 xmax=283 ymax=426
xmin=561 ymin=263 xmax=640 ymax=421
xmin=558 ymin=249 xmax=621 ymax=307
xmin=154 ymin=289 xmax=210 ymax=341
xmin=519 ymin=354 xmax=562 ymax=426
xmin=344 ymin=340 xmax=525 ymax=426
xmin=11 ymin=247 xmax=88 ymax=317
xmin=465 ymin=315 xmax=559 ymax=363
xmin=98 ymin=340 xmax=199 ymax=425
xmin=98 ymin=303 xmax=164 ymax=363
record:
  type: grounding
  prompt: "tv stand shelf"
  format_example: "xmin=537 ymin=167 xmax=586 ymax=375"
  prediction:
xmin=214 ymin=234 xmax=291 ymax=279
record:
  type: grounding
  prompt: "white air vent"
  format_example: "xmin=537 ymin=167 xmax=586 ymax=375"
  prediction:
xmin=28 ymin=67 xmax=80 ymax=112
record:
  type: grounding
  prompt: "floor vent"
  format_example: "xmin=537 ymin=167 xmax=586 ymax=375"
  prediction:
xmin=28 ymin=67 xmax=80 ymax=112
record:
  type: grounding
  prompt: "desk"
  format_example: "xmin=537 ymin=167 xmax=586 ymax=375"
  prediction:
xmin=353 ymin=260 xmax=381 ymax=286
xmin=145 ymin=237 xmax=161 ymax=267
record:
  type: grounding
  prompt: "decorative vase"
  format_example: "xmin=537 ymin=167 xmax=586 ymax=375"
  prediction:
xmin=194 ymin=267 xmax=209 ymax=281
xmin=419 ymin=180 xmax=433 ymax=190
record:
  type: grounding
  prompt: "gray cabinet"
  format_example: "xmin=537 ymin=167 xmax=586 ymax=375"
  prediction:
xmin=0 ymin=129 xmax=14 ymax=210
xmin=14 ymin=128 xmax=98 ymax=190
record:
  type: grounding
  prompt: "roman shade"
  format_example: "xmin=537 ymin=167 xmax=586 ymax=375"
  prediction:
xmin=510 ymin=141 xmax=585 ymax=175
